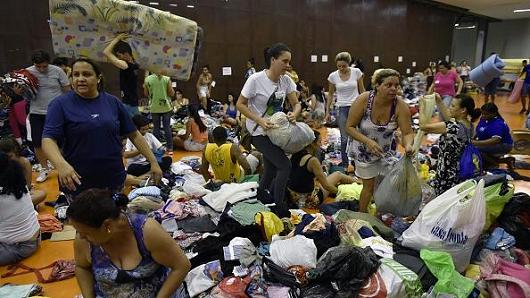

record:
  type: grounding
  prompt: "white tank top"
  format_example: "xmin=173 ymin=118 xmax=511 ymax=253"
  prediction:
xmin=0 ymin=192 xmax=40 ymax=244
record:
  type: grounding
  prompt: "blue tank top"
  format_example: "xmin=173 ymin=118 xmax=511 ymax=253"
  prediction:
xmin=90 ymin=213 xmax=170 ymax=298
xmin=226 ymin=104 xmax=237 ymax=118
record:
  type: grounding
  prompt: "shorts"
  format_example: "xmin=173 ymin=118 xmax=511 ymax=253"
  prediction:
xmin=522 ymin=82 xmax=530 ymax=96
xmin=354 ymin=159 xmax=393 ymax=179
xmin=0 ymin=235 xmax=40 ymax=266
xmin=484 ymin=78 xmax=500 ymax=95
xmin=199 ymin=86 xmax=209 ymax=98
xmin=29 ymin=114 xmax=46 ymax=147
xmin=184 ymin=139 xmax=206 ymax=152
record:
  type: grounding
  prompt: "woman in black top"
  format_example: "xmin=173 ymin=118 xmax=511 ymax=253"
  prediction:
xmin=287 ymin=130 xmax=356 ymax=208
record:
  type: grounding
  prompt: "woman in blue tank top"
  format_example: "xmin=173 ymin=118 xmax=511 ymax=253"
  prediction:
xmin=223 ymin=93 xmax=239 ymax=127
xmin=67 ymin=189 xmax=190 ymax=298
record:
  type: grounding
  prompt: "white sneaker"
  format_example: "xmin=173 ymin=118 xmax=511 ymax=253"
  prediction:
xmin=36 ymin=169 xmax=49 ymax=183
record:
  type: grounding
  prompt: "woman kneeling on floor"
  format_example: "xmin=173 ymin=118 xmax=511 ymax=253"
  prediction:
xmin=287 ymin=130 xmax=357 ymax=208
xmin=68 ymin=189 xmax=190 ymax=298
xmin=0 ymin=152 xmax=40 ymax=266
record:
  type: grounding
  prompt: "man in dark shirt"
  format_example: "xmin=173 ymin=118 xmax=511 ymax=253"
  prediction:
xmin=103 ymin=33 xmax=140 ymax=116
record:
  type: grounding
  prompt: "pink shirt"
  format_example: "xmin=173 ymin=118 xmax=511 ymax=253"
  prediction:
xmin=434 ymin=71 xmax=458 ymax=97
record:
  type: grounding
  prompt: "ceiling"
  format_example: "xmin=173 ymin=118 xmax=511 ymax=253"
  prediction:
xmin=435 ymin=0 xmax=530 ymax=20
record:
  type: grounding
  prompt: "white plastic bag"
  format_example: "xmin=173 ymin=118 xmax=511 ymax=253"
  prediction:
xmin=266 ymin=112 xmax=315 ymax=153
xmin=374 ymin=156 xmax=422 ymax=217
xmin=401 ymin=180 xmax=486 ymax=272
xmin=269 ymin=235 xmax=317 ymax=269
xmin=413 ymin=94 xmax=436 ymax=155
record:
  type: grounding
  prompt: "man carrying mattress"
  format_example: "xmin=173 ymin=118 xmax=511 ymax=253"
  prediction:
xmin=104 ymin=33 xmax=140 ymax=116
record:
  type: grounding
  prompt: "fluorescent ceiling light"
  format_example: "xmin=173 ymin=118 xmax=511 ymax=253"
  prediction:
xmin=169 ymin=3 xmax=178 ymax=7
xmin=514 ymin=9 xmax=530 ymax=13
xmin=129 ymin=0 xmax=138 ymax=3
xmin=454 ymin=23 xmax=459 ymax=27
xmin=187 ymin=5 xmax=195 ymax=8
xmin=456 ymin=25 xmax=476 ymax=30
xmin=149 ymin=2 xmax=159 ymax=5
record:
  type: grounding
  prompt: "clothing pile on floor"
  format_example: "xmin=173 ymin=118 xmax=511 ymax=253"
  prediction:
xmin=124 ymin=155 xmax=530 ymax=297
xmin=402 ymin=73 xmax=428 ymax=100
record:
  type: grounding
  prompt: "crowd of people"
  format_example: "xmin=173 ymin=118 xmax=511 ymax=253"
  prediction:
xmin=1 ymin=36 xmax=529 ymax=297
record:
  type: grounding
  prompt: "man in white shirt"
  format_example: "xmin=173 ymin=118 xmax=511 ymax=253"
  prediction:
xmin=26 ymin=50 xmax=71 ymax=182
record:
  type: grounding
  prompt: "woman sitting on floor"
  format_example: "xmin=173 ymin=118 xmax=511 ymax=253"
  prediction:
xmin=287 ymin=130 xmax=356 ymax=208
xmin=0 ymin=152 xmax=40 ymax=265
xmin=173 ymin=105 xmax=208 ymax=152
xmin=0 ymin=138 xmax=46 ymax=206
xmin=222 ymin=93 xmax=239 ymax=127
xmin=68 ymin=188 xmax=191 ymax=298
xmin=472 ymin=103 xmax=514 ymax=169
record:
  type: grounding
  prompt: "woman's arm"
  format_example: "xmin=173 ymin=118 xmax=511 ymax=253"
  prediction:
xmin=236 ymin=95 xmax=272 ymax=129
xmin=200 ymin=149 xmax=212 ymax=181
xmin=357 ymin=75 xmax=366 ymax=93
xmin=434 ymin=93 xmax=451 ymax=121
xmin=166 ymin=79 xmax=175 ymax=98
xmin=472 ymin=137 xmax=501 ymax=147
xmin=126 ymin=131 xmax=162 ymax=183
xmin=181 ymin=120 xmax=192 ymax=140
xmin=308 ymin=157 xmax=338 ymax=194
xmin=42 ymin=138 xmax=81 ymax=191
xmin=427 ymin=82 xmax=434 ymax=95
xmin=73 ymin=236 xmax=96 ymax=298
xmin=309 ymin=95 xmax=317 ymax=110
xmin=396 ymin=100 xmax=414 ymax=155
xmin=286 ymin=91 xmax=301 ymax=122
xmin=455 ymin=75 xmax=463 ymax=95
xmin=19 ymin=157 xmax=33 ymax=188
xmin=196 ymin=75 xmax=201 ymax=92
xmin=143 ymin=218 xmax=191 ymax=298
xmin=345 ymin=92 xmax=384 ymax=156
xmin=326 ymin=83 xmax=335 ymax=120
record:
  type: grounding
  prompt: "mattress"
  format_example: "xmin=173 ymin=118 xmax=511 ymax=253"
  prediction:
xmin=49 ymin=0 xmax=200 ymax=80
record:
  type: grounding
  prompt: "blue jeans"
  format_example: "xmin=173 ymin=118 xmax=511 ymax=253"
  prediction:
xmin=152 ymin=112 xmax=173 ymax=151
xmin=123 ymin=104 xmax=140 ymax=117
xmin=442 ymin=95 xmax=453 ymax=107
xmin=337 ymin=106 xmax=351 ymax=167
xmin=0 ymin=236 xmax=40 ymax=266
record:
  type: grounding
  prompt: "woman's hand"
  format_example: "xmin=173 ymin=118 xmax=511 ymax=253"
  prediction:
xmin=365 ymin=139 xmax=384 ymax=157
xmin=57 ymin=162 xmax=82 ymax=191
xmin=405 ymin=143 xmax=414 ymax=156
xmin=257 ymin=118 xmax=273 ymax=130
xmin=287 ymin=112 xmax=297 ymax=123
xmin=149 ymin=163 xmax=163 ymax=185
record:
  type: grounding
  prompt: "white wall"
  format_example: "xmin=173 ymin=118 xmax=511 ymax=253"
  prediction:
xmin=486 ymin=18 xmax=530 ymax=59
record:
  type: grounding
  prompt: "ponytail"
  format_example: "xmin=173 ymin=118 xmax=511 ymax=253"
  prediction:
xmin=456 ymin=94 xmax=480 ymax=122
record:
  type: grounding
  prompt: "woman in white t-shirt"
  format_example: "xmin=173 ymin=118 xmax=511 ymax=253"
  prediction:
xmin=327 ymin=52 xmax=365 ymax=169
xmin=237 ymin=43 xmax=301 ymax=217
xmin=0 ymin=152 xmax=40 ymax=265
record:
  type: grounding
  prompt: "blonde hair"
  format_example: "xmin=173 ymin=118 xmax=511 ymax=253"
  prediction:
xmin=371 ymin=68 xmax=401 ymax=87
xmin=335 ymin=52 xmax=352 ymax=64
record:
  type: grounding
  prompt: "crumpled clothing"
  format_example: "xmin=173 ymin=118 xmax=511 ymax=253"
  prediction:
xmin=336 ymin=219 xmax=376 ymax=247
xmin=185 ymin=260 xmax=224 ymax=298
xmin=360 ymin=236 xmax=394 ymax=258
xmin=239 ymin=241 xmax=262 ymax=268
xmin=0 ymin=284 xmax=42 ymax=298
xmin=302 ymin=213 xmax=327 ymax=234
xmin=152 ymin=199 xmax=206 ymax=222
xmin=173 ymin=231 xmax=204 ymax=249
xmin=333 ymin=209 xmax=394 ymax=239
xmin=177 ymin=216 xmax=217 ymax=233
xmin=37 ymin=214 xmax=63 ymax=233
xmin=230 ymin=199 xmax=270 ymax=226
xmin=171 ymin=161 xmax=193 ymax=175
xmin=128 ymin=186 xmax=161 ymax=201
xmin=183 ymin=180 xmax=211 ymax=197
xmin=336 ymin=183 xmax=363 ymax=201
xmin=224 ymin=237 xmax=254 ymax=261
xmin=267 ymin=285 xmax=292 ymax=298
xmin=485 ymin=227 xmax=516 ymax=250
xmin=128 ymin=196 xmax=164 ymax=213
xmin=169 ymin=189 xmax=189 ymax=201
xmin=203 ymin=182 xmax=259 ymax=212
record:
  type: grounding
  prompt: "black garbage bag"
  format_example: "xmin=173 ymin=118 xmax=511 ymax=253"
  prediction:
xmin=307 ymin=246 xmax=380 ymax=297
xmin=497 ymin=192 xmax=530 ymax=249
xmin=300 ymin=283 xmax=335 ymax=298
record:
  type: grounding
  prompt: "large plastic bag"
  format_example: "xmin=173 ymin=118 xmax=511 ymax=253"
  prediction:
xmin=269 ymin=235 xmax=317 ymax=269
xmin=413 ymin=94 xmax=436 ymax=154
xmin=266 ymin=112 xmax=315 ymax=153
xmin=401 ymin=180 xmax=486 ymax=272
xmin=509 ymin=79 xmax=525 ymax=103
xmin=469 ymin=54 xmax=505 ymax=87
xmin=420 ymin=249 xmax=475 ymax=298
xmin=374 ymin=156 xmax=422 ymax=217
xmin=307 ymin=246 xmax=380 ymax=297
xmin=483 ymin=182 xmax=514 ymax=231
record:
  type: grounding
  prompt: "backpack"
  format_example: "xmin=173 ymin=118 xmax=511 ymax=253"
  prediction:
xmin=480 ymin=252 xmax=530 ymax=298
xmin=459 ymin=142 xmax=483 ymax=180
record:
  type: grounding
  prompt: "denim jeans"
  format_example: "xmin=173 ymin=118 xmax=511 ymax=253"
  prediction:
xmin=152 ymin=112 xmax=173 ymax=151
xmin=337 ymin=106 xmax=351 ymax=167
xmin=0 ymin=236 xmax=40 ymax=266
xmin=442 ymin=95 xmax=453 ymax=108
xmin=123 ymin=104 xmax=140 ymax=117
